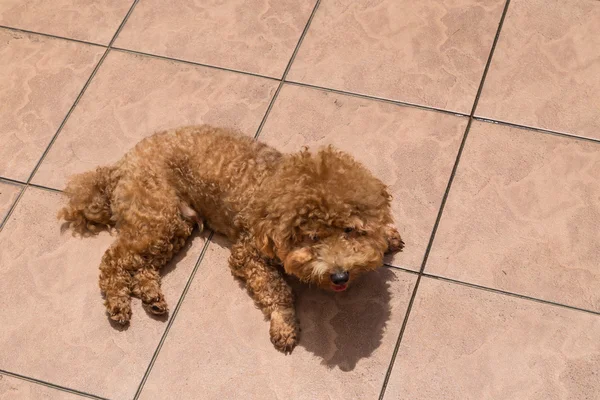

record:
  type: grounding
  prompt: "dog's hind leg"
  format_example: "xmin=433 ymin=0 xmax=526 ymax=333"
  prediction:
xmin=99 ymin=261 xmax=133 ymax=324
xmin=132 ymin=267 xmax=168 ymax=315
xmin=100 ymin=212 xmax=193 ymax=323
xmin=228 ymin=237 xmax=299 ymax=353
xmin=100 ymin=178 xmax=194 ymax=324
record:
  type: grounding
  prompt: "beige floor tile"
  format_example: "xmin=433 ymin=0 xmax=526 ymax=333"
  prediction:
xmin=0 ymin=29 xmax=103 ymax=181
xmin=0 ymin=375 xmax=81 ymax=400
xmin=0 ymin=181 xmax=22 ymax=223
xmin=384 ymin=277 xmax=600 ymax=400
xmin=288 ymin=0 xmax=505 ymax=113
xmin=427 ymin=122 xmax=600 ymax=311
xmin=259 ymin=84 xmax=467 ymax=271
xmin=0 ymin=188 xmax=207 ymax=398
xmin=114 ymin=0 xmax=317 ymax=77
xmin=32 ymin=50 xmax=278 ymax=189
xmin=0 ymin=0 xmax=134 ymax=44
xmin=477 ymin=0 xmax=600 ymax=139
xmin=138 ymin=235 xmax=415 ymax=400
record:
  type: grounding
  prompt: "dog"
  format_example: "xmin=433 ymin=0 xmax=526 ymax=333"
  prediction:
xmin=58 ymin=125 xmax=404 ymax=353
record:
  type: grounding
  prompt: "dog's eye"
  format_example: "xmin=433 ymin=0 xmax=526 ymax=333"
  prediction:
xmin=344 ymin=227 xmax=354 ymax=233
xmin=309 ymin=234 xmax=319 ymax=242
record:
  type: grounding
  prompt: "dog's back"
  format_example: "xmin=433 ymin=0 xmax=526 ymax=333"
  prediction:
xmin=59 ymin=125 xmax=282 ymax=239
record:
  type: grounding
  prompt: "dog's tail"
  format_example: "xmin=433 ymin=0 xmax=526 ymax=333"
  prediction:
xmin=58 ymin=165 xmax=119 ymax=235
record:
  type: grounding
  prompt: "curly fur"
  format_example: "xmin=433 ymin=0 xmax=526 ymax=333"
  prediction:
xmin=59 ymin=125 xmax=403 ymax=353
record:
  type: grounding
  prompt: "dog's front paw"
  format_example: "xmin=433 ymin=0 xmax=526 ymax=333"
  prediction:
xmin=270 ymin=309 xmax=299 ymax=354
xmin=107 ymin=303 xmax=132 ymax=325
xmin=144 ymin=295 xmax=168 ymax=315
xmin=385 ymin=225 xmax=404 ymax=253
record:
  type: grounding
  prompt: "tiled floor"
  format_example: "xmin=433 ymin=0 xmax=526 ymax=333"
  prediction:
xmin=0 ymin=0 xmax=599 ymax=399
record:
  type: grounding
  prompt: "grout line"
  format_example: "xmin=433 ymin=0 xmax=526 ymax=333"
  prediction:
xmin=25 ymin=48 xmax=109 ymax=183
xmin=29 ymin=183 xmax=63 ymax=193
xmin=0 ymin=0 xmax=141 ymax=235
xmin=377 ymin=273 xmax=423 ymax=399
xmin=0 ymin=186 xmax=26 ymax=231
xmin=111 ymin=47 xmax=279 ymax=81
xmin=383 ymin=264 xmax=600 ymax=316
xmin=27 ymin=0 xmax=140 ymax=184
xmin=376 ymin=108 xmax=478 ymax=400
xmin=253 ymin=0 xmax=322 ymax=140
xmin=378 ymin=1 xmax=512 ymax=398
xmin=280 ymin=0 xmax=321 ymax=81
xmin=0 ymin=177 xmax=26 ymax=187
xmin=252 ymin=77 xmax=284 ymax=140
xmin=421 ymin=273 xmax=600 ymax=317
xmin=107 ymin=0 xmax=140 ymax=47
xmin=0 ymin=22 xmax=464 ymax=121
xmin=0 ymin=369 xmax=108 ymax=400
xmin=474 ymin=117 xmax=600 ymax=145
xmin=0 ymin=181 xmax=62 ymax=231
xmin=285 ymin=80 xmax=470 ymax=118
xmin=0 ymin=24 xmax=107 ymax=47
xmin=419 ymin=120 xmax=475 ymax=271
xmin=133 ymin=232 xmax=215 ymax=400
xmin=468 ymin=5 xmax=511 ymax=117
xmin=2 ymin=23 xmax=596 ymax=146
xmin=383 ymin=264 xmax=419 ymax=275
xmin=0 ymin=179 xmax=60 ymax=194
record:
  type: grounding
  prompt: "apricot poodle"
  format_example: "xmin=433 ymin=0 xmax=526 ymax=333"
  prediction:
xmin=58 ymin=125 xmax=404 ymax=353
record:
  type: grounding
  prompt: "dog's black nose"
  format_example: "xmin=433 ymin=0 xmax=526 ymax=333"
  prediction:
xmin=330 ymin=271 xmax=349 ymax=285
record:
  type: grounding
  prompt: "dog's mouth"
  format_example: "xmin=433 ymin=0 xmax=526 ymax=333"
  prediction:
xmin=331 ymin=283 xmax=347 ymax=292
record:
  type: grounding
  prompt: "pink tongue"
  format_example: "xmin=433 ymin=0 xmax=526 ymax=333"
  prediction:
xmin=333 ymin=284 xmax=347 ymax=292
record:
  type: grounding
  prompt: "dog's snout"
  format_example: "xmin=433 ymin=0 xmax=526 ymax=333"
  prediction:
xmin=330 ymin=271 xmax=349 ymax=285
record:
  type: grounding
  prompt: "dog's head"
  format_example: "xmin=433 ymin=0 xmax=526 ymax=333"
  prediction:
xmin=246 ymin=146 xmax=401 ymax=292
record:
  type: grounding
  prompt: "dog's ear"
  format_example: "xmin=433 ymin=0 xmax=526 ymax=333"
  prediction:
xmin=241 ymin=204 xmax=294 ymax=260
xmin=243 ymin=149 xmax=327 ymax=259
xmin=252 ymin=214 xmax=296 ymax=260
xmin=252 ymin=219 xmax=277 ymax=258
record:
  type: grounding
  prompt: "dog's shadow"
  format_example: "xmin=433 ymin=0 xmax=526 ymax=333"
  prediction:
xmin=291 ymin=268 xmax=395 ymax=372
xmin=220 ymin=233 xmax=395 ymax=371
